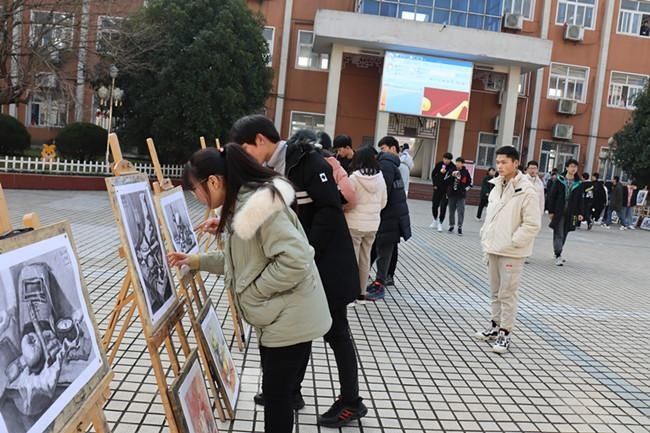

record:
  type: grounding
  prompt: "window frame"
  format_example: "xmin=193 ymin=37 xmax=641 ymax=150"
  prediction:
xmin=606 ymin=70 xmax=649 ymax=110
xmin=263 ymin=26 xmax=275 ymax=67
xmin=616 ymin=0 xmax=650 ymax=38
xmin=30 ymin=10 xmax=75 ymax=51
xmin=295 ymin=30 xmax=329 ymax=72
xmin=26 ymin=93 xmax=68 ymax=128
xmin=503 ymin=0 xmax=535 ymax=21
xmin=547 ymin=62 xmax=590 ymax=103
xmin=96 ymin=15 xmax=123 ymax=55
xmin=555 ymin=0 xmax=598 ymax=30
xmin=539 ymin=140 xmax=581 ymax=173
xmin=475 ymin=132 xmax=521 ymax=169
xmin=289 ymin=110 xmax=326 ymax=136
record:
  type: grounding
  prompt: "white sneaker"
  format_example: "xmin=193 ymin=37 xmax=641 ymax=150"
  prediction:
xmin=437 ymin=221 xmax=443 ymax=232
xmin=620 ymin=226 xmax=626 ymax=231
xmin=473 ymin=323 xmax=499 ymax=341
xmin=475 ymin=217 xmax=482 ymax=222
xmin=555 ymin=256 xmax=564 ymax=266
xmin=491 ymin=330 xmax=511 ymax=354
xmin=628 ymin=225 xmax=635 ymax=230
xmin=429 ymin=220 xmax=437 ymax=228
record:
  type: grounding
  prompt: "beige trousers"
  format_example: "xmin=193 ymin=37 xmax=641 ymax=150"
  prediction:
xmin=487 ymin=254 xmax=525 ymax=331
xmin=349 ymin=229 xmax=377 ymax=295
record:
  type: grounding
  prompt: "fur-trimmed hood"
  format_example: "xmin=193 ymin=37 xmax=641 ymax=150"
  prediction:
xmin=232 ymin=177 xmax=295 ymax=240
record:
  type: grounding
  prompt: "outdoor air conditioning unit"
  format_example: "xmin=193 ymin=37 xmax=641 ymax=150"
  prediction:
xmin=504 ymin=13 xmax=524 ymax=30
xmin=557 ymin=98 xmax=578 ymax=115
xmin=552 ymin=123 xmax=574 ymax=140
xmin=494 ymin=115 xmax=500 ymax=131
xmin=564 ymin=24 xmax=584 ymax=41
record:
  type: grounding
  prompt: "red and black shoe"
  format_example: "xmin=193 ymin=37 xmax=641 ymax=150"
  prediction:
xmin=317 ymin=397 xmax=368 ymax=428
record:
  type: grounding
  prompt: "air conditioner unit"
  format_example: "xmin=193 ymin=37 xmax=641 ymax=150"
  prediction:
xmin=552 ymin=123 xmax=574 ymax=140
xmin=557 ymin=99 xmax=578 ymax=115
xmin=504 ymin=13 xmax=524 ymax=30
xmin=564 ymin=24 xmax=584 ymax=42
xmin=494 ymin=115 xmax=500 ymax=131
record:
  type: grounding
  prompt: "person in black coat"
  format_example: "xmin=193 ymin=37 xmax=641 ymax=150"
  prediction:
xmin=547 ymin=159 xmax=585 ymax=265
xmin=367 ymin=136 xmax=412 ymax=300
xmin=582 ymin=172 xmax=594 ymax=229
xmin=591 ymin=173 xmax=607 ymax=223
xmin=230 ymin=116 xmax=366 ymax=427
xmin=430 ymin=152 xmax=454 ymax=230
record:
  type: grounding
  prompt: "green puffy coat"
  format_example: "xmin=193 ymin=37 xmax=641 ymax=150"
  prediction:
xmin=193 ymin=178 xmax=332 ymax=348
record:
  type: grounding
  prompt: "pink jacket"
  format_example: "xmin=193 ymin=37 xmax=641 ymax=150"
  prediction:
xmin=325 ymin=156 xmax=357 ymax=209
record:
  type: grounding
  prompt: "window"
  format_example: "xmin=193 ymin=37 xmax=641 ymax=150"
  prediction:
xmin=548 ymin=63 xmax=589 ymax=102
xmin=518 ymin=72 xmax=529 ymax=95
xmin=28 ymin=93 xmax=68 ymax=127
xmin=289 ymin=112 xmax=325 ymax=136
xmin=556 ymin=0 xmax=597 ymax=29
xmin=30 ymin=11 xmax=74 ymax=53
xmin=617 ymin=0 xmax=650 ymax=37
xmin=598 ymin=148 xmax=629 ymax=182
xmin=539 ymin=140 xmax=579 ymax=173
xmin=360 ymin=0 xmax=503 ymax=32
xmin=296 ymin=30 xmax=328 ymax=70
xmin=263 ymin=27 xmax=275 ymax=66
xmin=97 ymin=16 xmax=123 ymax=55
xmin=476 ymin=132 xmax=521 ymax=168
xmin=504 ymin=0 xmax=534 ymax=20
xmin=607 ymin=71 xmax=648 ymax=109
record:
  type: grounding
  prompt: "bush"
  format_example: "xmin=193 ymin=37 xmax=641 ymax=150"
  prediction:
xmin=0 ymin=114 xmax=31 ymax=155
xmin=55 ymin=123 xmax=108 ymax=160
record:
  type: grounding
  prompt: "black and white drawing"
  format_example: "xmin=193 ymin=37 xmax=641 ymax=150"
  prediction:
xmin=115 ymin=181 xmax=176 ymax=326
xmin=641 ymin=217 xmax=650 ymax=231
xmin=637 ymin=189 xmax=648 ymax=207
xmin=160 ymin=190 xmax=199 ymax=254
xmin=0 ymin=234 xmax=102 ymax=433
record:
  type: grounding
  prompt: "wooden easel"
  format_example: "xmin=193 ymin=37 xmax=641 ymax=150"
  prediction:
xmin=147 ymin=137 xmax=245 ymax=353
xmin=101 ymin=133 xmax=198 ymax=433
xmin=0 ymin=186 xmax=114 ymax=433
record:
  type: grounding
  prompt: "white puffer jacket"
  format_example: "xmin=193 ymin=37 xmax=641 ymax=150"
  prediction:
xmin=345 ymin=171 xmax=388 ymax=232
xmin=480 ymin=171 xmax=541 ymax=258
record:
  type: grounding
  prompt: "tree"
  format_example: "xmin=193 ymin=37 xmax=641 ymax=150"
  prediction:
xmin=55 ymin=122 xmax=107 ymax=160
xmin=613 ymin=83 xmax=650 ymax=187
xmin=109 ymin=0 xmax=272 ymax=163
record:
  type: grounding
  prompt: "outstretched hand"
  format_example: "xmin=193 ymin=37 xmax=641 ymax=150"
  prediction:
xmin=168 ymin=252 xmax=191 ymax=268
xmin=196 ymin=216 xmax=220 ymax=235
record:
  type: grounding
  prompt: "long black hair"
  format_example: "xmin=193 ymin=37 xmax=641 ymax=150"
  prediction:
xmin=350 ymin=145 xmax=380 ymax=176
xmin=183 ymin=143 xmax=279 ymax=236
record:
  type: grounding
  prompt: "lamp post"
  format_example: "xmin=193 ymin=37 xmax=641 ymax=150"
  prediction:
xmin=98 ymin=64 xmax=124 ymax=170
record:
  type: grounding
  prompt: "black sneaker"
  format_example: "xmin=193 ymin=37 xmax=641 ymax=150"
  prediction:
xmin=385 ymin=275 xmax=395 ymax=286
xmin=253 ymin=392 xmax=305 ymax=410
xmin=448 ymin=226 xmax=454 ymax=233
xmin=318 ymin=397 xmax=368 ymax=428
xmin=458 ymin=227 xmax=463 ymax=236
xmin=473 ymin=321 xmax=499 ymax=341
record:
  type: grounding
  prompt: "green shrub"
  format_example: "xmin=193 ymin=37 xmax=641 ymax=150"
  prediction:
xmin=55 ymin=123 xmax=108 ymax=160
xmin=0 ymin=114 xmax=31 ymax=155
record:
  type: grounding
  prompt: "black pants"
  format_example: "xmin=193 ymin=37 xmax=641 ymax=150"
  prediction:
xmin=260 ymin=341 xmax=312 ymax=433
xmin=552 ymin=215 xmax=570 ymax=257
xmin=431 ymin=188 xmax=448 ymax=222
xmin=388 ymin=243 xmax=398 ymax=278
xmin=593 ymin=203 xmax=605 ymax=222
xmin=294 ymin=304 xmax=359 ymax=406
xmin=477 ymin=196 xmax=489 ymax=219
xmin=584 ymin=200 xmax=593 ymax=223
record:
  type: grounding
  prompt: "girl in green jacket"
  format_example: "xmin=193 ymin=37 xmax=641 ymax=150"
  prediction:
xmin=168 ymin=144 xmax=331 ymax=433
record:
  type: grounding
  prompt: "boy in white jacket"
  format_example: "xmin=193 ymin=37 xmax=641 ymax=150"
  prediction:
xmin=475 ymin=146 xmax=541 ymax=353
xmin=345 ymin=147 xmax=388 ymax=300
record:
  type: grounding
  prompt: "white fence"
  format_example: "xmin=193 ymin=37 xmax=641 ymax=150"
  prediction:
xmin=0 ymin=155 xmax=184 ymax=178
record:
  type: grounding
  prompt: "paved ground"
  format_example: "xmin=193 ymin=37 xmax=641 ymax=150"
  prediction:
xmin=4 ymin=189 xmax=650 ymax=433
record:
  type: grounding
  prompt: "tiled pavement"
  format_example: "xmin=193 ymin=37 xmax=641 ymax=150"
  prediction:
xmin=4 ymin=189 xmax=650 ymax=433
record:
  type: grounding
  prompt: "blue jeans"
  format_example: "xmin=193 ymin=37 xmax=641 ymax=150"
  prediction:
xmin=622 ymin=207 xmax=634 ymax=227
xmin=606 ymin=207 xmax=623 ymax=225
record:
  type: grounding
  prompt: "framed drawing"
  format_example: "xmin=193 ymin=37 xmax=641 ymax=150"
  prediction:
xmin=0 ymin=223 xmax=109 ymax=433
xmin=637 ymin=189 xmax=647 ymax=207
xmin=170 ymin=350 xmax=218 ymax=433
xmin=106 ymin=174 xmax=177 ymax=333
xmin=640 ymin=217 xmax=650 ymax=231
xmin=157 ymin=187 xmax=199 ymax=255
xmin=197 ymin=302 xmax=239 ymax=413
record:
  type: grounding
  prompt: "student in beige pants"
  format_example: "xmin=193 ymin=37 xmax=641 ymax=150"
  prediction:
xmin=344 ymin=146 xmax=387 ymax=301
xmin=475 ymin=145 xmax=541 ymax=353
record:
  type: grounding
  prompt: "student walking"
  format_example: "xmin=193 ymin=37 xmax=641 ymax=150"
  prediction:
xmin=447 ymin=157 xmax=472 ymax=236
xmin=230 ymin=116 xmax=367 ymax=427
xmin=429 ymin=153 xmax=454 ymax=231
xmin=547 ymin=159 xmax=585 ymax=265
xmin=605 ymin=176 xmax=625 ymax=229
xmin=476 ymin=167 xmax=495 ymax=220
xmin=168 ymin=145 xmax=332 ymax=433
xmin=475 ymin=146 xmax=541 ymax=354
xmin=399 ymin=143 xmax=414 ymax=195
xmin=591 ymin=173 xmax=607 ymax=223
xmin=345 ymin=146 xmax=387 ymax=300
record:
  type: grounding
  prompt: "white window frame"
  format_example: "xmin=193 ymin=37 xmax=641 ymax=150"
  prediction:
xmin=519 ymin=72 xmax=530 ymax=96
xmin=555 ymin=0 xmax=598 ymax=30
xmin=30 ymin=10 xmax=75 ymax=50
xmin=607 ymin=70 xmax=649 ymax=110
xmin=295 ymin=30 xmax=328 ymax=72
xmin=503 ymin=0 xmax=535 ymax=21
xmin=96 ymin=16 xmax=123 ymax=54
xmin=616 ymin=0 xmax=650 ymax=38
xmin=263 ymin=26 xmax=275 ymax=67
xmin=289 ymin=111 xmax=325 ymax=136
xmin=539 ymin=140 xmax=581 ymax=173
xmin=598 ymin=147 xmax=629 ymax=182
xmin=547 ymin=62 xmax=590 ymax=103
xmin=26 ymin=93 xmax=68 ymax=128
xmin=476 ymin=132 xmax=521 ymax=169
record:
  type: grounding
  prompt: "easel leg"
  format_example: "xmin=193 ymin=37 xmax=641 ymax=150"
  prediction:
xmin=90 ymin=407 xmax=110 ymax=433
xmin=148 ymin=342 xmax=181 ymax=433
xmin=226 ymin=288 xmax=245 ymax=352
xmin=174 ymin=321 xmax=192 ymax=358
xmin=102 ymin=273 xmax=132 ymax=349
xmin=164 ymin=336 xmax=181 ymax=377
xmin=107 ymin=300 xmax=137 ymax=365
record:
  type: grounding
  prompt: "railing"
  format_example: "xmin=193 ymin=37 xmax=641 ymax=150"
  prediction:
xmin=0 ymin=155 xmax=184 ymax=178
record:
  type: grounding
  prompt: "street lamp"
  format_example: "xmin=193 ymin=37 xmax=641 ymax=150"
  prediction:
xmin=97 ymin=64 xmax=124 ymax=170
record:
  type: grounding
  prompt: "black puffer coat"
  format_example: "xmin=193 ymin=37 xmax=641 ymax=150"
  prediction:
xmin=547 ymin=175 xmax=585 ymax=232
xmin=285 ymin=131 xmax=360 ymax=306
xmin=377 ymin=152 xmax=412 ymax=244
